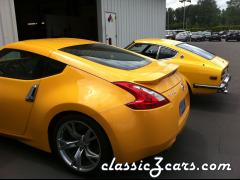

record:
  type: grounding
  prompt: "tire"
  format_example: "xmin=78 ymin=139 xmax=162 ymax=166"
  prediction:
xmin=50 ymin=113 xmax=113 ymax=175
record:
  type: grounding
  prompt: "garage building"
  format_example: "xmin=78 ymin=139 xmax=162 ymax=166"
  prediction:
xmin=0 ymin=0 xmax=166 ymax=47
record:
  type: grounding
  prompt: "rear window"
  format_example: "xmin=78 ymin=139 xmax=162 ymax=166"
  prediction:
xmin=177 ymin=43 xmax=215 ymax=60
xmin=60 ymin=44 xmax=151 ymax=70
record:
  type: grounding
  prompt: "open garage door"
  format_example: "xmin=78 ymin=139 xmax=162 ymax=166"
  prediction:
xmin=14 ymin=0 xmax=98 ymax=41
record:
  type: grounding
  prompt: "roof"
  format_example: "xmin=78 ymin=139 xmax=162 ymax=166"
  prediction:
xmin=133 ymin=38 xmax=182 ymax=47
xmin=5 ymin=38 xmax=96 ymax=51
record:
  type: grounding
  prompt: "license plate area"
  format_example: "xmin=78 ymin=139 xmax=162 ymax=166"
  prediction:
xmin=179 ymin=99 xmax=186 ymax=116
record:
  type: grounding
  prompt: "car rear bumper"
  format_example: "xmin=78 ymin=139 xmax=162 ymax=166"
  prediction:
xmin=193 ymin=74 xmax=231 ymax=94
xmin=101 ymin=82 xmax=190 ymax=163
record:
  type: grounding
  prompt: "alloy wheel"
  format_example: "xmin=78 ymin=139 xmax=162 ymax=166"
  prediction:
xmin=56 ymin=120 xmax=101 ymax=172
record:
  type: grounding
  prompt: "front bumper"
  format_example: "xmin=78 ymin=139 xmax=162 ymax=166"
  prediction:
xmin=193 ymin=74 xmax=231 ymax=94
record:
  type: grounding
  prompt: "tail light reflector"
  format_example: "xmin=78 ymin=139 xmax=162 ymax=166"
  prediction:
xmin=113 ymin=82 xmax=169 ymax=110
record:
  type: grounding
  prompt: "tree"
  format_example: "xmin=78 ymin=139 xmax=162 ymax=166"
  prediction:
xmin=166 ymin=8 xmax=175 ymax=29
xmin=166 ymin=0 xmax=240 ymax=30
xmin=227 ymin=0 xmax=240 ymax=8
xmin=197 ymin=0 xmax=221 ymax=27
xmin=225 ymin=0 xmax=240 ymax=25
xmin=185 ymin=4 xmax=201 ymax=28
xmin=220 ymin=9 xmax=227 ymax=25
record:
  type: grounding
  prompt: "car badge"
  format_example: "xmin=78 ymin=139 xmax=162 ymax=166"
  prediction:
xmin=169 ymin=90 xmax=177 ymax=97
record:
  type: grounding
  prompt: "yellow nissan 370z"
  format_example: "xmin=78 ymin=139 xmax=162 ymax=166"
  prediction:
xmin=126 ymin=39 xmax=231 ymax=95
xmin=0 ymin=38 xmax=190 ymax=174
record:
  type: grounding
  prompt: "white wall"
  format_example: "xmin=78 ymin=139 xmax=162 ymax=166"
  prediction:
xmin=0 ymin=0 xmax=18 ymax=46
xmin=98 ymin=0 xmax=166 ymax=47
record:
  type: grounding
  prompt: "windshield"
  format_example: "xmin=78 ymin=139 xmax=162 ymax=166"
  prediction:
xmin=60 ymin=43 xmax=151 ymax=70
xmin=177 ymin=43 xmax=215 ymax=60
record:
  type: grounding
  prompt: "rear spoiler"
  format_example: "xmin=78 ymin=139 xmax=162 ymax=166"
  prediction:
xmin=134 ymin=67 xmax=178 ymax=85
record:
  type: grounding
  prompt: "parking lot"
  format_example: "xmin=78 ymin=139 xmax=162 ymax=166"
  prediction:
xmin=0 ymin=41 xmax=239 ymax=179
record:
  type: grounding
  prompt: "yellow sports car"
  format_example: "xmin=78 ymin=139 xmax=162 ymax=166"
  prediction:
xmin=126 ymin=39 xmax=231 ymax=94
xmin=0 ymin=38 xmax=190 ymax=174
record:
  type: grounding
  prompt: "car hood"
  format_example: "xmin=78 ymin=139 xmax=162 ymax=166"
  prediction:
xmin=210 ymin=56 xmax=229 ymax=69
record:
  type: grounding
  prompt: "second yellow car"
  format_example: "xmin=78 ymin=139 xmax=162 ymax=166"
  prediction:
xmin=126 ymin=39 xmax=231 ymax=94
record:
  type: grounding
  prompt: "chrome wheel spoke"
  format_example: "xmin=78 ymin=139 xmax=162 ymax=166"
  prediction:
xmin=85 ymin=129 xmax=97 ymax=143
xmin=65 ymin=122 xmax=82 ymax=139
xmin=73 ymin=147 xmax=84 ymax=169
xmin=85 ymin=147 xmax=100 ymax=160
xmin=58 ymin=139 xmax=79 ymax=150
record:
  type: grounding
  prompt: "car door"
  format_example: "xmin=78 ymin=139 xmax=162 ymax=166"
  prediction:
xmin=0 ymin=48 xmax=66 ymax=135
xmin=0 ymin=49 xmax=44 ymax=135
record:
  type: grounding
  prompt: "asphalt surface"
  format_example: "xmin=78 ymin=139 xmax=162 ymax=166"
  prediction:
xmin=0 ymin=41 xmax=240 ymax=179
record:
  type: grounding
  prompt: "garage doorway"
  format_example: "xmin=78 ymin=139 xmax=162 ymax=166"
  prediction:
xmin=14 ymin=0 xmax=98 ymax=41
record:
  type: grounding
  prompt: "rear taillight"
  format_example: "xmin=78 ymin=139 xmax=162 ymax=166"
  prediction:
xmin=113 ymin=82 xmax=169 ymax=110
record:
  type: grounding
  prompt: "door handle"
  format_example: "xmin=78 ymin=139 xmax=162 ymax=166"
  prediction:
xmin=25 ymin=84 xmax=39 ymax=102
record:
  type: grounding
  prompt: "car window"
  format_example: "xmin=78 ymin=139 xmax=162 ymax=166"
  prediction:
xmin=158 ymin=47 xmax=177 ymax=59
xmin=0 ymin=49 xmax=66 ymax=80
xmin=142 ymin=45 xmax=159 ymax=59
xmin=177 ymin=43 xmax=215 ymax=60
xmin=128 ymin=44 xmax=160 ymax=59
xmin=0 ymin=51 xmax=22 ymax=60
xmin=128 ymin=44 xmax=149 ymax=53
xmin=60 ymin=43 xmax=151 ymax=70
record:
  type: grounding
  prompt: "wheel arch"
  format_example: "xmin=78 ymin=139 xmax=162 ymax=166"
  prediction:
xmin=47 ymin=109 xmax=114 ymax=158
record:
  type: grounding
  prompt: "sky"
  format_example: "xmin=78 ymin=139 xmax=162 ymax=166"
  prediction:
xmin=167 ymin=0 xmax=228 ymax=10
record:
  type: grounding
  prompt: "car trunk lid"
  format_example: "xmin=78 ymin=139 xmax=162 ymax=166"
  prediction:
xmin=84 ymin=61 xmax=181 ymax=93
xmin=211 ymin=56 xmax=229 ymax=69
